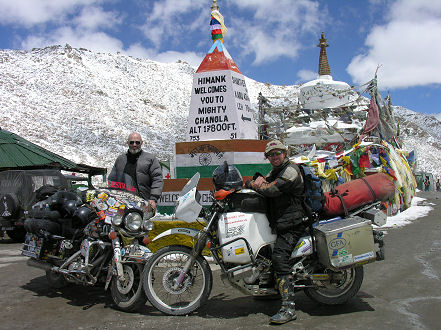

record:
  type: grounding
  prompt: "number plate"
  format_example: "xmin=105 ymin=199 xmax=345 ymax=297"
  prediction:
xmin=21 ymin=233 xmax=44 ymax=259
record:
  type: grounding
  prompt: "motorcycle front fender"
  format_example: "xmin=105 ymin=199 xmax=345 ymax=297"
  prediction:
xmin=104 ymin=259 xmax=115 ymax=291
xmin=152 ymin=227 xmax=201 ymax=242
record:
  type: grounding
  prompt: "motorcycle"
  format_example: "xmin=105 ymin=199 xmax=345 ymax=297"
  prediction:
xmin=142 ymin=164 xmax=386 ymax=316
xmin=21 ymin=186 xmax=154 ymax=312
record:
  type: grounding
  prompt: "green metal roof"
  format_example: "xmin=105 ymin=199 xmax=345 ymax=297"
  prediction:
xmin=0 ymin=128 xmax=106 ymax=176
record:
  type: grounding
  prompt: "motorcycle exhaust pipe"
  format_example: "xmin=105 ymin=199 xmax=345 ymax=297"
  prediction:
xmin=27 ymin=258 xmax=56 ymax=272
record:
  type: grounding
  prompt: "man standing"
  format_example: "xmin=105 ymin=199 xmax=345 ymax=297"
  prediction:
xmin=108 ymin=132 xmax=163 ymax=210
xmin=424 ymin=176 xmax=430 ymax=191
xmin=245 ymin=140 xmax=305 ymax=324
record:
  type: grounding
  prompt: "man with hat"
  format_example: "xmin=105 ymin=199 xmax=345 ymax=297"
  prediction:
xmin=245 ymin=139 xmax=305 ymax=324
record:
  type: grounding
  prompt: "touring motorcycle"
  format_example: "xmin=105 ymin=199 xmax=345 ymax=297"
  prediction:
xmin=142 ymin=164 xmax=386 ymax=315
xmin=21 ymin=186 xmax=154 ymax=311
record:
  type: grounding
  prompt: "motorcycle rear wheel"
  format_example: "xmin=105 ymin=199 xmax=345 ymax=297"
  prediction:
xmin=143 ymin=245 xmax=213 ymax=316
xmin=304 ymin=266 xmax=364 ymax=305
xmin=110 ymin=263 xmax=147 ymax=312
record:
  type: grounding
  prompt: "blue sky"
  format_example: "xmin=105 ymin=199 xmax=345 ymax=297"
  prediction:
xmin=0 ymin=0 xmax=440 ymax=115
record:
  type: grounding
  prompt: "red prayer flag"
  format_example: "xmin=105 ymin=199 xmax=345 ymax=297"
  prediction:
xmin=362 ymin=95 xmax=380 ymax=135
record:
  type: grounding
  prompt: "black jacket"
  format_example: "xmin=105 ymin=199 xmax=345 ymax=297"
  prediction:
xmin=246 ymin=158 xmax=305 ymax=233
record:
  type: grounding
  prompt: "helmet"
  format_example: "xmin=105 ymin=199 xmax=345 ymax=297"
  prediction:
xmin=73 ymin=206 xmax=95 ymax=227
xmin=265 ymin=140 xmax=287 ymax=156
xmin=63 ymin=199 xmax=80 ymax=216
xmin=212 ymin=162 xmax=243 ymax=191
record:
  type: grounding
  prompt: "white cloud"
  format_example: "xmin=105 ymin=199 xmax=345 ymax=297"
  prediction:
xmin=140 ymin=0 xmax=326 ymax=65
xmin=73 ymin=6 xmax=122 ymax=31
xmin=297 ymin=69 xmax=318 ymax=82
xmin=2 ymin=0 xmax=325 ymax=69
xmin=347 ymin=0 xmax=441 ymax=89
xmin=0 ymin=0 xmax=101 ymax=26
xmin=238 ymin=29 xmax=301 ymax=65
xmin=227 ymin=0 xmax=325 ymax=65
xmin=231 ymin=0 xmax=321 ymax=33
xmin=140 ymin=0 xmax=205 ymax=48
xmin=125 ymin=43 xmax=201 ymax=67
xmin=152 ymin=50 xmax=202 ymax=67
xmin=21 ymin=27 xmax=123 ymax=53
xmin=5 ymin=1 xmax=124 ymax=53
xmin=125 ymin=43 xmax=153 ymax=59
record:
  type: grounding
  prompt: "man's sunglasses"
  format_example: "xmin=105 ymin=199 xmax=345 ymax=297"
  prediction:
xmin=129 ymin=141 xmax=141 ymax=145
xmin=266 ymin=150 xmax=283 ymax=158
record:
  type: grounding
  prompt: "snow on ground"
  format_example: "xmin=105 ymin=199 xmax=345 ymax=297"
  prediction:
xmin=380 ymin=196 xmax=434 ymax=229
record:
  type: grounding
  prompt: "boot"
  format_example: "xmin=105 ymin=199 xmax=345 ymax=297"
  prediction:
xmin=270 ymin=275 xmax=297 ymax=324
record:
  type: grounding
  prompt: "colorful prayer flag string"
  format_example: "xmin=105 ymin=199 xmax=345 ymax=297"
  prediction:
xmin=210 ymin=9 xmax=227 ymax=41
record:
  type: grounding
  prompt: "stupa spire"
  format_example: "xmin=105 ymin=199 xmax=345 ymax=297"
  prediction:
xmin=317 ymin=32 xmax=331 ymax=76
xmin=210 ymin=0 xmax=227 ymax=43
xmin=211 ymin=0 xmax=219 ymax=11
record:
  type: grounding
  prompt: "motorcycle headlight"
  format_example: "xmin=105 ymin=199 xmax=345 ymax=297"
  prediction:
xmin=111 ymin=213 xmax=123 ymax=227
xmin=124 ymin=211 xmax=142 ymax=231
xmin=142 ymin=219 xmax=154 ymax=231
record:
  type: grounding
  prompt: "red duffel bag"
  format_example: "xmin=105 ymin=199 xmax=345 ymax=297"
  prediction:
xmin=323 ymin=173 xmax=395 ymax=217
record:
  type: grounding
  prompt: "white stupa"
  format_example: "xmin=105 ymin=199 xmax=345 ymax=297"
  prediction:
xmin=285 ymin=32 xmax=364 ymax=153
xmin=299 ymin=32 xmax=359 ymax=110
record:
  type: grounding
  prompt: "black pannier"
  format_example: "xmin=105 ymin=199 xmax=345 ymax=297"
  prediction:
xmin=228 ymin=189 xmax=267 ymax=213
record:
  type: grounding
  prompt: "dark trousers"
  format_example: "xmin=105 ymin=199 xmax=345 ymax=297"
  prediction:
xmin=272 ymin=225 xmax=306 ymax=275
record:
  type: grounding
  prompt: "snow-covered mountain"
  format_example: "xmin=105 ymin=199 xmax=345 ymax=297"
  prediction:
xmin=1 ymin=45 xmax=440 ymax=178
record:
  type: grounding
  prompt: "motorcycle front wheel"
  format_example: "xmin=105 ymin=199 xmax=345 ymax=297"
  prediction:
xmin=143 ymin=245 xmax=213 ymax=316
xmin=110 ymin=263 xmax=147 ymax=312
xmin=304 ymin=266 xmax=364 ymax=305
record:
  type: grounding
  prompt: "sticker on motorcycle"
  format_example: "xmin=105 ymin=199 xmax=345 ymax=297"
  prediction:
xmin=226 ymin=224 xmax=245 ymax=238
xmin=331 ymin=254 xmax=353 ymax=267
xmin=107 ymin=197 xmax=117 ymax=207
xmin=354 ymin=251 xmax=375 ymax=262
xmin=96 ymin=202 xmax=108 ymax=211
xmin=295 ymin=241 xmax=305 ymax=249
xmin=98 ymin=192 xmax=109 ymax=201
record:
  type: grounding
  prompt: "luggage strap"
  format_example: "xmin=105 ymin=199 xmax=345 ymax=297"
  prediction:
xmin=330 ymin=189 xmax=349 ymax=217
xmin=330 ymin=177 xmax=377 ymax=217
xmin=360 ymin=177 xmax=378 ymax=201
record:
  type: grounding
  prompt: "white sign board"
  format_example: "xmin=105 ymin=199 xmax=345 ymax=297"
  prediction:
xmin=186 ymin=70 xmax=257 ymax=142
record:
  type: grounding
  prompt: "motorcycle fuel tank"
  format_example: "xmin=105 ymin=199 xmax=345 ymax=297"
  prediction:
xmin=218 ymin=212 xmax=276 ymax=264
xmin=314 ymin=216 xmax=376 ymax=270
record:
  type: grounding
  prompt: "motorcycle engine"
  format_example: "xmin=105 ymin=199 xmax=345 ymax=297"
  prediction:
xmin=60 ymin=240 xmax=75 ymax=258
xmin=68 ymin=261 xmax=84 ymax=272
xmin=243 ymin=266 xmax=263 ymax=284
xmin=80 ymin=238 xmax=91 ymax=257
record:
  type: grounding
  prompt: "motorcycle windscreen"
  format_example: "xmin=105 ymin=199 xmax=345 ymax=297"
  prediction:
xmin=174 ymin=187 xmax=203 ymax=223
xmin=179 ymin=173 xmax=200 ymax=197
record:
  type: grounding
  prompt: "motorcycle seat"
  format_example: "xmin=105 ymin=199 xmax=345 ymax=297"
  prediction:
xmin=24 ymin=218 xmax=62 ymax=236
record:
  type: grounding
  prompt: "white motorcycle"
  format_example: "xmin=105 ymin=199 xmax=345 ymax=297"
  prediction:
xmin=142 ymin=164 xmax=386 ymax=316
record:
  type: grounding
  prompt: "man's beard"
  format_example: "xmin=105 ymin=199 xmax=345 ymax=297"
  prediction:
xmin=128 ymin=148 xmax=141 ymax=155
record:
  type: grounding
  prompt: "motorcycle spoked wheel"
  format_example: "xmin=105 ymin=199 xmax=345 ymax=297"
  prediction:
xmin=110 ymin=263 xmax=147 ymax=312
xmin=143 ymin=245 xmax=213 ymax=316
xmin=304 ymin=266 xmax=364 ymax=305
xmin=45 ymin=270 xmax=68 ymax=289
